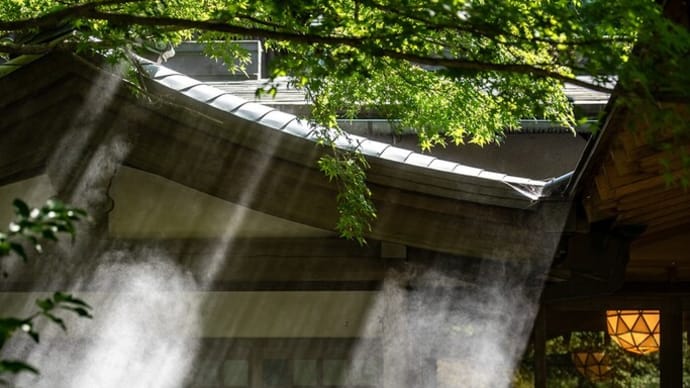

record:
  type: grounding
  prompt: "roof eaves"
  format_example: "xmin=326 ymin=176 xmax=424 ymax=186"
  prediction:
xmin=562 ymin=90 xmax=622 ymax=198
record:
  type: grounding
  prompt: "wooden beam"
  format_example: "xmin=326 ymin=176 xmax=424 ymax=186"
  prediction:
xmin=617 ymin=187 xmax=685 ymax=212
xmin=621 ymin=198 xmax=690 ymax=224
xmin=609 ymin=144 xmax=639 ymax=176
xmin=660 ymin=298 xmax=683 ymax=388
xmin=613 ymin=173 xmax=680 ymax=198
xmin=602 ymin=162 xmax=654 ymax=191
xmin=533 ymin=308 xmax=547 ymax=388
xmin=639 ymin=146 xmax=690 ymax=174
xmin=0 ymin=237 xmax=389 ymax=290
xmin=582 ymin=190 xmax=617 ymax=222
xmin=643 ymin=215 xmax=690 ymax=237
xmin=546 ymin=292 xmax=690 ymax=311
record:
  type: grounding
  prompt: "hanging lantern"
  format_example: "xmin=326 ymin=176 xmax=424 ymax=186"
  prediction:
xmin=571 ymin=350 xmax=614 ymax=382
xmin=606 ymin=310 xmax=660 ymax=355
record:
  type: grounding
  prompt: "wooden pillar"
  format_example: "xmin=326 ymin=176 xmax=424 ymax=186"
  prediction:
xmin=381 ymin=243 xmax=409 ymax=388
xmin=381 ymin=279 xmax=409 ymax=388
xmin=660 ymin=299 xmax=683 ymax=388
xmin=534 ymin=308 xmax=547 ymax=388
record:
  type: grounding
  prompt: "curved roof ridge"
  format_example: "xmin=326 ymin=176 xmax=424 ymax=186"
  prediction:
xmin=140 ymin=59 xmax=552 ymax=202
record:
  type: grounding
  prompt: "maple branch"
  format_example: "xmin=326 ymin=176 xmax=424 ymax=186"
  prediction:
xmin=0 ymin=6 xmax=615 ymax=94
xmin=0 ymin=0 xmax=146 ymax=31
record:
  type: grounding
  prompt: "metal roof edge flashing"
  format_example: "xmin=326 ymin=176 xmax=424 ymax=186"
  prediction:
xmin=501 ymin=181 xmax=542 ymax=203
xmin=540 ymin=172 xmax=574 ymax=198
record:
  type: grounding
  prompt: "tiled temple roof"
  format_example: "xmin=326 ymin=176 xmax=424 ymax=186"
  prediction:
xmin=0 ymin=52 xmax=608 ymax=207
xmin=141 ymin=60 xmax=558 ymax=205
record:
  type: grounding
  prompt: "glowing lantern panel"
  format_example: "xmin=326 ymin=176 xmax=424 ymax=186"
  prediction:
xmin=606 ymin=310 xmax=660 ymax=355
xmin=571 ymin=351 xmax=614 ymax=382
